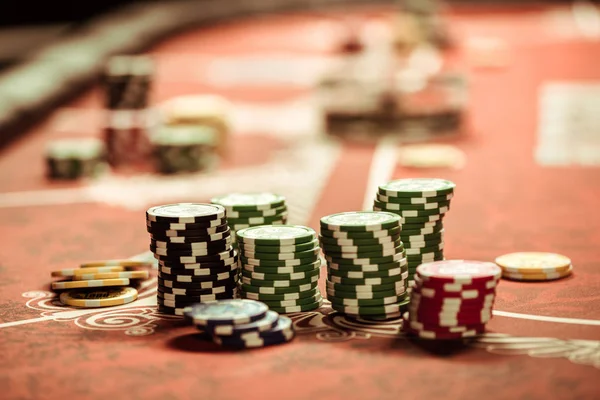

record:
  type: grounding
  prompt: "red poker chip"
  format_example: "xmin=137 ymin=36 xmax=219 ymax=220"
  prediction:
xmin=407 ymin=306 xmax=492 ymax=321
xmin=413 ymin=274 xmax=499 ymax=292
xmin=409 ymin=300 xmax=494 ymax=314
xmin=416 ymin=260 xmax=502 ymax=284
xmin=403 ymin=325 xmax=484 ymax=340
xmin=406 ymin=312 xmax=492 ymax=327
xmin=411 ymin=285 xmax=497 ymax=300
xmin=402 ymin=313 xmax=486 ymax=334
xmin=410 ymin=291 xmax=495 ymax=306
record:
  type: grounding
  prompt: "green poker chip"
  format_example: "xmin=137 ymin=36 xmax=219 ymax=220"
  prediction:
xmin=260 ymin=294 xmax=322 ymax=308
xmin=320 ymin=211 xmax=401 ymax=232
xmin=328 ymin=266 xmax=407 ymax=279
xmin=241 ymin=255 xmax=320 ymax=267
xmin=241 ymin=268 xmax=320 ymax=281
xmin=236 ymin=225 xmax=316 ymax=246
xmin=320 ymin=239 xmax=402 ymax=254
xmin=240 ymin=282 xmax=318 ymax=294
xmin=325 ymin=252 xmax=406 ymax=266
xmin=227 ymin=212 xmax=288 ymax=226
xmin=211 ymin=193 xmax=286 ymax=211
xmin=328 ymin=259 xmax=407 ymax=272
xmin=318 ymin=234 xmax=401 ymax=247
xmin=328 ymin=292 xmax=408 ymax=307
xmin=238 ymin=239 xmax=319 ymax=254
xmin=406 ymin=252 xmax=444 ymax=263
xmin=241 ymin=287 xmax=320 ymax=301
xmin=327 ymin=274 xmax=406 ymax=286
xmin=240 ymin=260 xmax=321 ymax=274
xmin=373 ymin=200 xmax=450 ymax=216
xmin=400 ymin=230 xmax=444 ymax=242
xmin=331 ymin=297 xmax=410 ymax=316
xmin=404 ymin=243 xmax=445 ymax=254
xmin=378 ymin=178 xmax=456 ymax=198
xmin=376 ymin=193 xmax=454 ymax=204
xmin=320 ymin=226 xmax=401 ymax=240
xmin=225 ymin=205 xmax=287 ymax=219
xmin=323 ymin=245 xmax=404 ymax=260
xmin=400 ymin=214 xmax=444 ymax=224
xmin=401 ymin=224 xmax=444 ymax=236
xmin=240 ymin=247 xmax=320 ymax=261
xmin=403 ymin=238 xmax=444 ymax=249
xmin=268 ymin=298 xmax=323 ymax=314
xmin=325 ymin=280 xmax=406 ymax=293
xmin=240 ymin=274 xmax=318 ymax=287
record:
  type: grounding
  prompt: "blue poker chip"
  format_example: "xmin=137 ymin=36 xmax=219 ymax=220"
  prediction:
xmin=212 ymin=315 xmax=295 ymax=348
xmin=184 ymin=299 xmax=269 ymax=327
xmin=206 ymin=310 xmax=280 ymax=336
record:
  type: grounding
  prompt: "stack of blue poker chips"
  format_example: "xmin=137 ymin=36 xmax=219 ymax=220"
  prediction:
xmin=184 ymin=299 xmax=295 ymax=349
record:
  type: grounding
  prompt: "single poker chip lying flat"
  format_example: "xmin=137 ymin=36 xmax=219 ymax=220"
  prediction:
xmin=146 ymin=203 xmax=226 ymax=223
xmin=240 ymin=282 xmax=318 ymax=295
xmin=241 ymin=287 xmax=320 ymax=301
xmin=240 ymin=255 xmax=319 ymax=268
xmin=184 ymin=299 xmax=269 ymax=327
xmin=260 ymin=294 xmax=322 ymax=308
xmin=320 ymin=226 xmax=401 ymax=240
xmin=376 ymin=193 xmax=454 ymax=204
xmin=319 ymin=234 xmax=400 ymax=247
xmin=241 ymin=260 xmax=321 ymax=274
xmin=158 ymin=285 xmax=236 ymax=296
xmin=52 ymin=278 xmax=130 ymax=290
xmin=212 ymin=315 xmax=295 ymax=348
xmin=146 ymin=219 xmax=228 ymax=232
xmin=328 ymin=259 xmax=407 ymax=272
xmin=328 ymin=293 xmax=407 ymax=307
xmin=241 ymin=268 xmax=320 ymax=281
xmin=268 ymin=298 xmax=323 ymax=314
xmin=329 ymin=266 xmax=406 ymax=279
xmin=240 ymin=247 xmax=320 ymax=261
xmin=72 ymin=270 xmax=150 ymax=281
xmin=211 ymin=193 xmax=286 ymax=211
xmin=331 ymin=298 xmax=410 ymax=316
xmin=495 ymin=252 xmax=572 ymax=274
xmin=159 ymin=264 xmax=237 ymax=276
xmin=378 ymin=178 xmax=456 ymax=198
xmin=326 ymin=286 xmax=406 ymax=299
xmin=238 ymin=239 xmax=319 ymax=254
xmin=502 ymin=265 xmax=573 ymax=281
xmin=207 ymin=310 xmax=280 ymax=336
xmin=59 ymin=287 xmax=138 ymax=307
xmin=51 ymin=266 xmax=125 ymax=277
xmin=158 ymin=290 xmax=234 ymax=303
xmin=225 ymin=205 xmax=287 ymax=219
xmin=417 ymin=260 xmax=501 ymax=284
xmin=79 ymin=260 xmax=153 ymax=268
xmin=236 ymin=225 xmax=316 ymax=246
xmin=320 ymin=211 xmax=401 ymax=232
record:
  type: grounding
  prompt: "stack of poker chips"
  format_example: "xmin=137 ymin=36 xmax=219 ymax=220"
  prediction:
xmin=45 ymin=138 xmax=107 ymax=180
xmin=373 ymin=178 xmax=455 ymax=281
xmin=50 ymin=260 xmax=152 ymax=308
xmin=211 ymin=193 xmax=289 ymax=248
xmin=495 ymin=252 xmax=573 ymax=282
xmin=150 ymin=125 xmax=218 ymax=174
xmin=184 ymin=299 xmax=295 ymax=349
xmin=320 ymin=211 xmax=410 ymax=320
xmin=403 ymin=260 xmax=501 ymax=340
xmin=103 ymin=110 xmax=155 ymax=166
xmin=146 ymin=203 xmax=238 ymax=315
xmin=236 ymin=225 xmax=323 ymax=313
xmin=103 ymin=55 xmax=153 ymax=110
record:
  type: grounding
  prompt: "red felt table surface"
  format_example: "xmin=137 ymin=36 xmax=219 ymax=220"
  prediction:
xmin=1 ymin=4 xmax=599 ymax=400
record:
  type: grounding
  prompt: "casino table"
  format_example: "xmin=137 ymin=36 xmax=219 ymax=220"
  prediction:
xmin=1 ymin=3 xmax=599 ymax=399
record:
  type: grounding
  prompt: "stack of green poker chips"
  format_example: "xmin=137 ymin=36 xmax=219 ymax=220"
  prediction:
xmin=45 ymin=138 xmax=108 ymax=180
xmin=236 ymin=225 xmax=323 ymax=313
xmin=211 ymin=193 xmax=289 ymax=249
xmin=151 ymin=125 xmax=218 ymax=174
xmin=320 ymin=211 xmax=409 ymax=320
xmin=373 ymin=178 xmax=455 ymax=281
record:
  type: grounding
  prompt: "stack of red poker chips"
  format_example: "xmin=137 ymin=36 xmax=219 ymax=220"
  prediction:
xmin=403 ymin=260 xmax=501 ymax=340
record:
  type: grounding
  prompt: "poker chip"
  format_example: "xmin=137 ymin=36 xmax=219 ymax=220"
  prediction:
xmin=241 ymin=288 xmax=320 ymax=301
xmin=207 ymin=310 xmax=280 ymax=336
xmin=240 ymin=255 xmax=319 ymax=268
xmin=45 ymin=138 xmax=107 ymax=180
xmin=268 ymin=298 xmax=324 ymax=314
xmin=319 ymin=234 xmax=401 ymax=247
xmin=72 ymin=270 xmax=150 ymax=281
xmin=238 ymin=239 xmax=319 ymax=254
xmin=320 ymin=211 xmax=401 ymax=232
xmin=258 ymin=294 xmax=322 ymax=308
xmin=159 ymin=264 xmax=237 ymax=276
xmin=320 ymin=226 xmax=401 ymax=240
xmin=328 ymin=259 xmax=407 ymax=272
xmin=240 ymin=268 xmax=320 ymax=281
xmin=404 ymin=260 xmax=499 ymax=340
xmin=211 ymin=193 xmax=286 ymax=212
xmin=240 ymin=282 xmax=318 ymax=295
xmin=146 ymin=203 xmax=226 ymax=223
xmin=212 ymin=315 xmax=295 ymax=349
xmin=329 ymin=266 xmax=406 ymax=279
xmin=495 ymin=252 xmax=573 ymax=280
xmin=236 ymin=225 xmax=316 ymax=246
xmin=52 ymin=278 xmax=130 ymax=290
xmin=79 ymin=260 xmax=153 ymax=268
xmin=184 ymin=299 xmax=269 ymax=327
xmin=378 ymin=178 xmax=456 ymax=197
xmin=51 ymin=266 xmax=125 ymax=277
xmin=158 ymin=290 xmax=234 ymax=303
xmin=146 ymin=219 xmax=228 ymax=232
xmin=59 ymin=287 xmax=138 ymax=308
xmin=241 ymin=260 xmax=321 ymax=274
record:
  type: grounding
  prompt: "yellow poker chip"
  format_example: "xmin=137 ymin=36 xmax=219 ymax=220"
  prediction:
xmin=495 ymin=252 xmax=572 ymax=274
xmin=80 ymin=260 xmax=153 ymax=268
xmin=60 ymin=287 xmax=138 ymax=308
xmin=51 ymin=278 xmax=130 ymax=290
xmin=51 ymin=266 xmax=125 ymax=277
xmin=72 ymin=270 xmax=150 ymax=281
xmin=502 ymin=265 xmax=573 ymax=281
